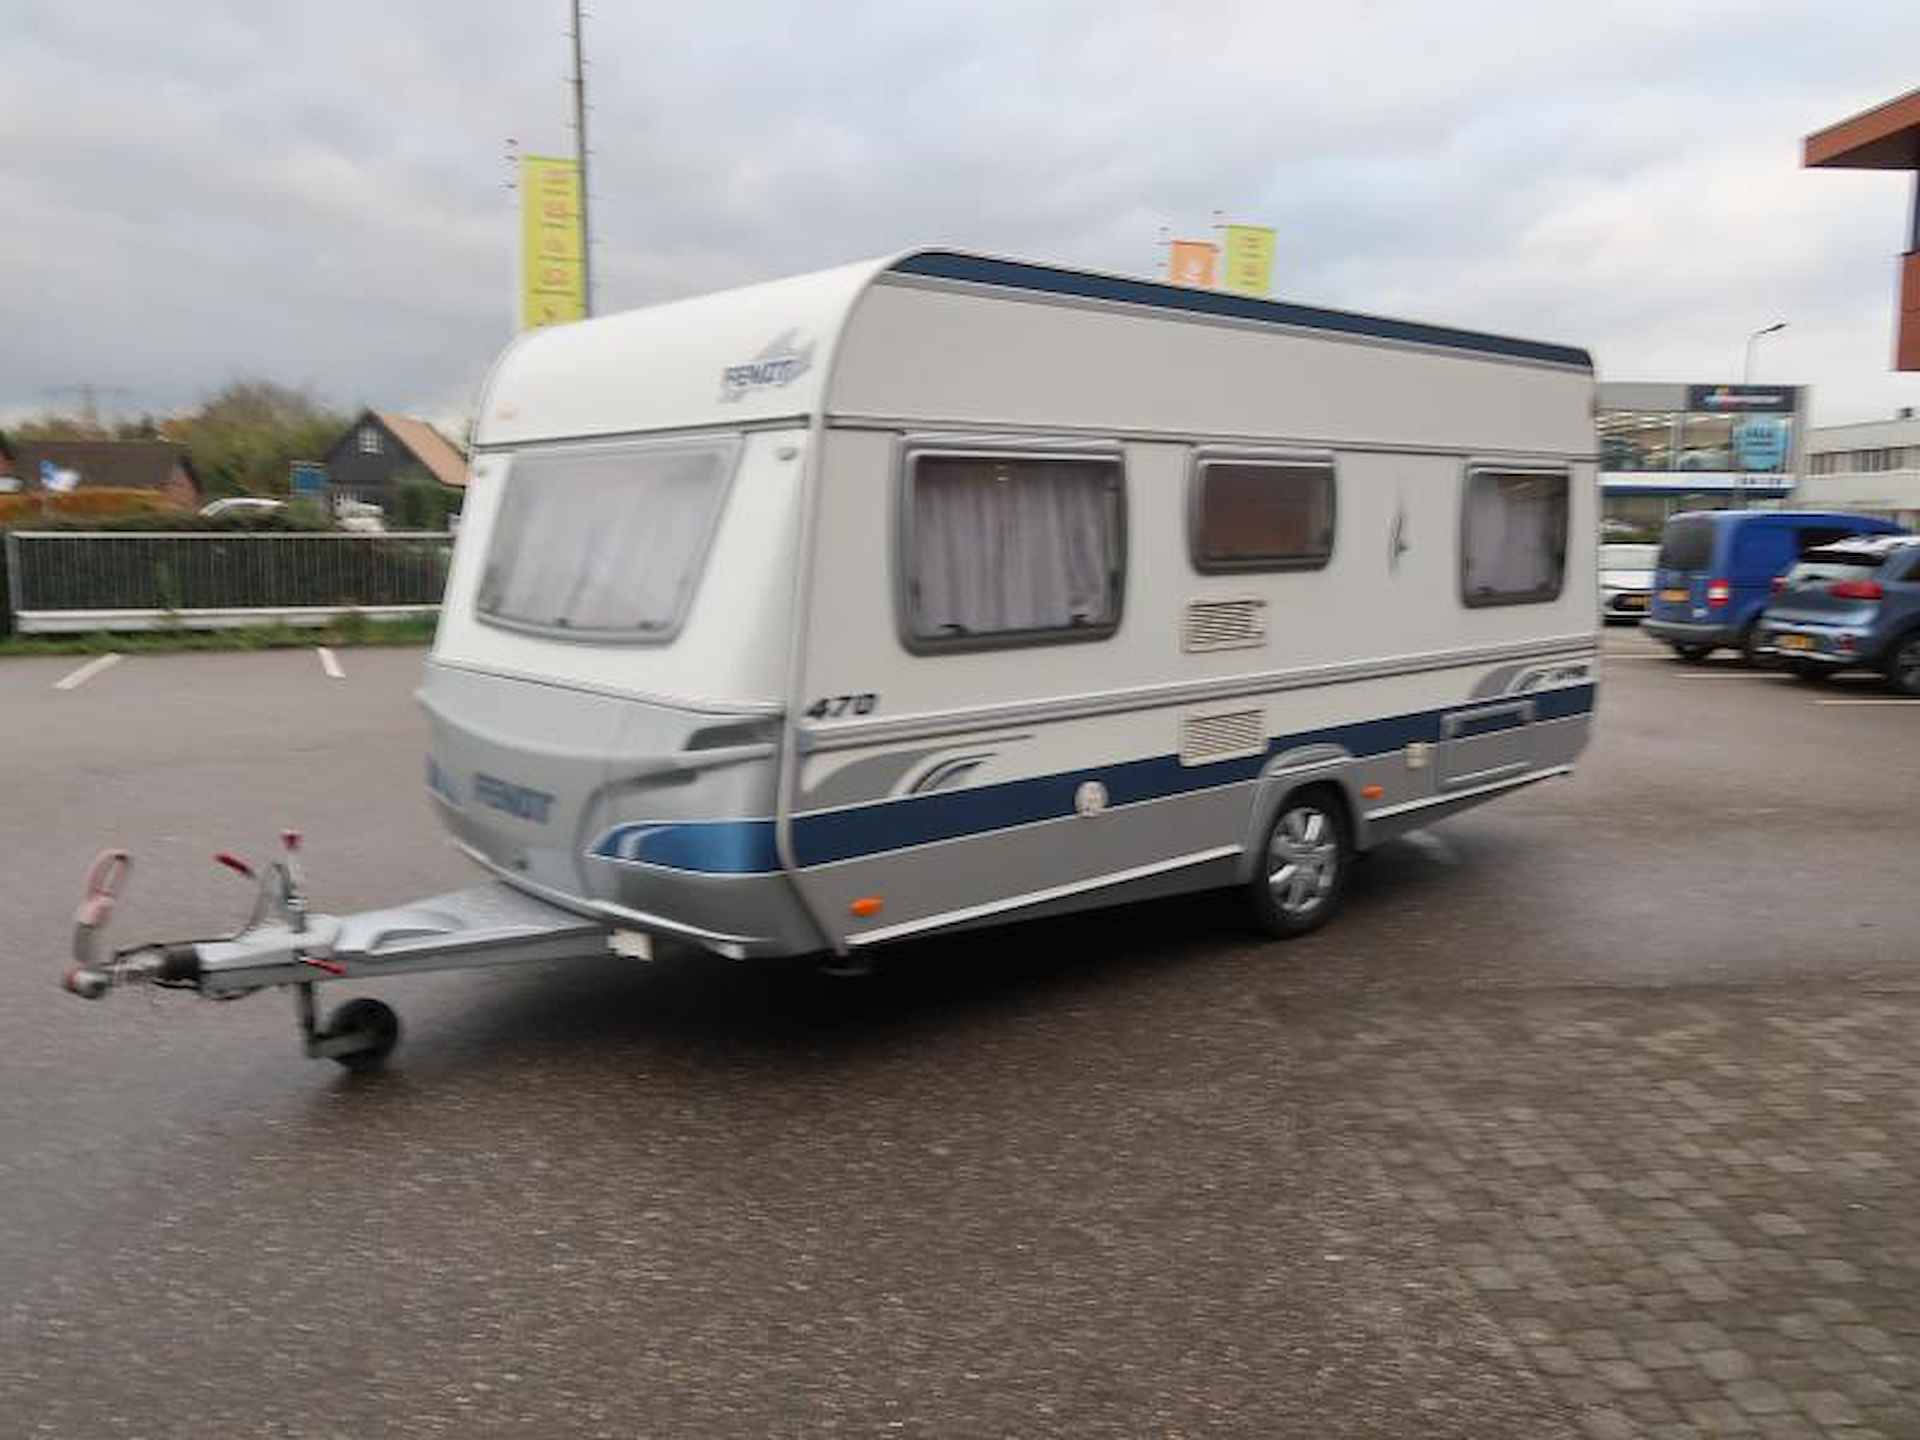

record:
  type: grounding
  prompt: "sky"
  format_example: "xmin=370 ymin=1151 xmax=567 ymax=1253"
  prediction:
xmin=7 ymin=0 xmax=1920 ymax=431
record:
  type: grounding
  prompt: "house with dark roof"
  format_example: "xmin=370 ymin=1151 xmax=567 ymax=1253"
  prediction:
xmin=0 ymin=436 xmax=198 ymax=506
xmin=321 ymin=410 xmax=468 ymax=511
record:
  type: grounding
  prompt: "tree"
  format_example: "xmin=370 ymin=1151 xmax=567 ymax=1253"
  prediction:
xmin=161 ymin=381 xmax=345 ymax=499
xmin=393 ymin=469 xmax=453 ymax=529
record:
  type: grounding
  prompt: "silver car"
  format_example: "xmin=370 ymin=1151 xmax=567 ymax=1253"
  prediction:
xmin=1599 ymin=542 xmax=1657 ymax=623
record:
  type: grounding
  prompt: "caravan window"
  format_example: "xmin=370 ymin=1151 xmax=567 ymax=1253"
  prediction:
xmin=901 ymin=448 xmax=1125 ymax=650
xmin=1190 ymin=453 xmax=1335 ymax=571
xmin=1460 ymin=466 xmax=1569 ymax=607
xmin=476 ymin=435 xmax=740 ymax=641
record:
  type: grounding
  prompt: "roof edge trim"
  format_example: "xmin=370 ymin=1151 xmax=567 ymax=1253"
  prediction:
xmin=884 ymin=250 xmax=1593 ymax=371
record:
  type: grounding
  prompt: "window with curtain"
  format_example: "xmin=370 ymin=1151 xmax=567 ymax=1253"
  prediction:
xmin=903 ymin=451 xmax=1124 ymax=648
xmin=1191 ymin=456 xmax=1335 ymax=570
xmin=476 ymin=435 xmax=739 ymax=640
xmin=1460 ymin=467 xmax=1569 ymax=607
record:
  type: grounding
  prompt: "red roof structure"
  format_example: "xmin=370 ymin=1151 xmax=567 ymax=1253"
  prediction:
xmin=1805 ymin=88 xmax=1920 ymax=370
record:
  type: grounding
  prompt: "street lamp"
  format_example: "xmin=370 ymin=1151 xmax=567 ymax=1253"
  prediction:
xmin=1744 ymin=321 xmax=1787 ymax=383
xmin=1730 ymin=322 xmax=1788 ymax=512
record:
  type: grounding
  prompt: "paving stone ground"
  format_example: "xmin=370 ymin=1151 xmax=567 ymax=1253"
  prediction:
xmin=1296 ymin=981 xmax=1920 ymax=1439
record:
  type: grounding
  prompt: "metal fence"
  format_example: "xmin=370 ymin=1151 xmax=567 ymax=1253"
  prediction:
xmin=3 ymin=530 xmax=454 ymax=633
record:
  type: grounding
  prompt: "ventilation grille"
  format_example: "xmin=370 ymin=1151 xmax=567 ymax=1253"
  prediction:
xmin=1180 ymin=709 xmax=1266 ymax=767
xmin=1183 ymin=598 xmax=1267 ymax=652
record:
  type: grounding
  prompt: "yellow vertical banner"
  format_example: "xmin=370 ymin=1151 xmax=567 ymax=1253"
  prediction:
xmin=1220 ymin=224 xmax=1276 ymax=297
xmin=1167 ymin=239 xmax=1219 ymax=289
xmin=520 ymin=155 xmax=585 ymax=329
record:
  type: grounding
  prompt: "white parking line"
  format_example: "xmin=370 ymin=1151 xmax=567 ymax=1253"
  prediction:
xmin=316 ymin=646 xmax=344 ymax=680
xmin=1813 ymin=698 xmax=1920 ymax=707
xmin=53 ymin=653 xmax=122 ymax=691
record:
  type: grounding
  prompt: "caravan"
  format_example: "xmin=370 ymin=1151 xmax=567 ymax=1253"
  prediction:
xmin=63 ymin=250 xmax=1600 ymax=1065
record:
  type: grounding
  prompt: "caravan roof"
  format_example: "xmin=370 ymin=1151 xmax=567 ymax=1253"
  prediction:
xmin=474 ymin=249 xmax=1594 ymax=453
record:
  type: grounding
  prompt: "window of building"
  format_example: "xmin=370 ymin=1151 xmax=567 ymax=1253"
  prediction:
xmin=1189 ymin=452 xmax=1335 ymax=571
xmin=359 ymin=427 xmax=383 ymax=455
xmin=1461 ymin=466 xmax=1569 ymax=607
xmin=1678 ymin=413 xmax=1734 ymax=472
xmin=476 ymin=434 xmax=740 ymax=641
xmin=901 ymin=447 xmax=1125 ymax=650
xmin=1597 ymin=411 xmax=1677 ymax=471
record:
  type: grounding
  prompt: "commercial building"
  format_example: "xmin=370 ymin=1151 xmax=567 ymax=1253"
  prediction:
xmin=1596 ymin=381 xmax=1806 ymax=535
xmin=1801 ymin=410 xmax=1920 ymax=530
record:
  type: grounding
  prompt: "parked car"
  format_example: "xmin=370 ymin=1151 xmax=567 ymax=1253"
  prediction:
xmin=1644 ymin=510 xmax=1907 ymax=664
xmin=334 ymin=499 xmax=386 ymax=533
xmin=1759 ymin=535 xmax=1920 ymax=694
xmin=199 ymin=496 xmax=285 ymax=521
xmin=1598 ymin=542 xmax=1658 ymax=623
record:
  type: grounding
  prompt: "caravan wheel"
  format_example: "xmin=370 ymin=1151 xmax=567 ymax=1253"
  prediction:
xmin=1247 ymin=789 xmax=1351 ymax=940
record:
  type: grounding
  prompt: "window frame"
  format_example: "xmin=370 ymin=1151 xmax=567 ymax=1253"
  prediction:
xmin=1458 ymin=462 xmax=1572 ymax=609
xmin=359 ymin=426 xmax=384 ymax=455
xmin=473 ymin=430 xmax=744 ymax=646
xmin=1185 ymin=446 xmax=1338 ymax=575
xmin=894 ymin=435 xmax=1128 ymax=656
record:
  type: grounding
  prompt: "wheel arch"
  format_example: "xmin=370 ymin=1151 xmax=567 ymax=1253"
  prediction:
xmin=1236 ymin=746 xmax=1362 ymax=884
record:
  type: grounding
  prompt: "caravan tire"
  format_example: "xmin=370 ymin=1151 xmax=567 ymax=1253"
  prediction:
xmin=1246 ymin=787 xmax=1351 ymax=940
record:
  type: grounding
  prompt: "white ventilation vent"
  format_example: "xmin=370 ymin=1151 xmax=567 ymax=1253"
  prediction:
xmin=1179 ymin=709 xmax=1266 ymax=767
xmin=1183 ymin=598 xmax=1267 ymax=653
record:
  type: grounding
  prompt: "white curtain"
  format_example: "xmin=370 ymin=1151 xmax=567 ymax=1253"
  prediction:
xmin=1463 ymin=471 xmax=1566 ymax=601
xmin=910 ymin=457 xmax=1118 ymax=638
xmin=479 ymin=441 xmax=733 ymax=635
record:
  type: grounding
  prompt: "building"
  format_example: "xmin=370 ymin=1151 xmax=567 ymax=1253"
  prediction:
xmin=1804 ymin=88 xmax=1920 ymax=371
xmin=1596 ymin=382 xmax=1806 ymax=535
xmin=1801 ymin=410 xmax=1920 ymax=530
xmin=0 ymin=436 xmax=198 ymax=506
xmin=320 ymin=410 xmax=467 ymax=512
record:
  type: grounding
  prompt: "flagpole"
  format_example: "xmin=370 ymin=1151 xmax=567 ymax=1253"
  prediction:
xmin=569 ymin=0 xmax=592 ymax=317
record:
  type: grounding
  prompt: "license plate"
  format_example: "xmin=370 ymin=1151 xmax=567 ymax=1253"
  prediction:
xmin=1777 ymin=634 xmax=1814 ymax=652
xmin=1659 ymin=589 xmax=1689 ymax=603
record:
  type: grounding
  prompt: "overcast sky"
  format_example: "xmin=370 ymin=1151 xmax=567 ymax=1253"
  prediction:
xmin=8 ymin=0 xmax=1920 ymax=430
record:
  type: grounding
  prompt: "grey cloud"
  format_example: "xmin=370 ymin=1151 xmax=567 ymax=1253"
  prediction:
xmin=6 ymin=0 xmax=1920 ymax=428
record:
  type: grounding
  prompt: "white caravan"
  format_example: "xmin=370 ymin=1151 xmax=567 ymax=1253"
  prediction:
xmin=63 ymin=250 xmax=1599 ymax=1067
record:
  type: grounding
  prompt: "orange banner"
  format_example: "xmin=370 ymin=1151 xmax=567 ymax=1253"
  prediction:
xmin=1167 ymin=239 xmax=1218 ymax=289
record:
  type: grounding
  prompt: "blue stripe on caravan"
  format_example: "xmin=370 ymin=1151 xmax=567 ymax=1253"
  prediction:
xmin=589 ymin=684 xmax=1597 ymax=875
xmin=888 ymin=252 xmax=1595 ymax=372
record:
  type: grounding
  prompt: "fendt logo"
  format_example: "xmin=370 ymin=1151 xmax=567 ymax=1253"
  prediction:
xmin=473 ymin=773 xmax=556 ymax=825
xmin=720 ymin=330 xmax=814 ymax=402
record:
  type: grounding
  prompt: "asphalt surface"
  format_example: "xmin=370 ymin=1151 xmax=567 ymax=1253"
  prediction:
xmin=1 ymin=635 xmax=1916 ymax=1438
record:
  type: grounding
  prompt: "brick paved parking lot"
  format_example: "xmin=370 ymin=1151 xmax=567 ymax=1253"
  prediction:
xmin=1320 ymin=986 xmax=1920 ymax=1438
xmin=1 ymin=634 xmax=1917 ymax=1437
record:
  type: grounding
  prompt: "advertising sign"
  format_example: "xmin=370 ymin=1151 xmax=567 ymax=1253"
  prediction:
xmin=519 ymin=155 xmax=586 ymax=330
xmin=1167 ymin=239 xmax=1218 ymax=289
xmin=1733 ymin=417 xmax=1789 ymax=472
xmin=1220 ymin=224 xmax=1276 ymax=297
xmin=1684 ymin=384 xmax=1797 ymax=415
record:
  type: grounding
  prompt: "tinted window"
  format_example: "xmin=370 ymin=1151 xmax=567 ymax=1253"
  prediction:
xmin=1796 ymin=526 xmax=1860 ymax=553
xmin=1657 ymin=516 xmax=1714 ymax=572
xmin=477 ymin=436 xmax=739 ymax=640
xmin=903 ymin=450 xmax=1124 ymax=649
xmin=1190 ymin=456 xmax=1335 ymax=571
xmin=1784 ymin=555 xmax=1881 ymax=586
xmin=1461 ymin=467 xmax=1569 ymax=607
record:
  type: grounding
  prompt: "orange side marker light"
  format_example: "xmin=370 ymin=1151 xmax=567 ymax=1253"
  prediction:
xmin=1360 ymin=784 xmax=1385 ymax=801
xmin=850 ymin=897 xmax=884 ymax=918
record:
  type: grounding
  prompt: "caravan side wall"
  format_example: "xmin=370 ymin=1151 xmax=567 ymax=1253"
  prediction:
xmin=787 ymin=273 xmax=1598 ymax=951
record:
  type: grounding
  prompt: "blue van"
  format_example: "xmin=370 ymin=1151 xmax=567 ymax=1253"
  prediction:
xmin=1644 ymin=510 xmax=1906 ymax=664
